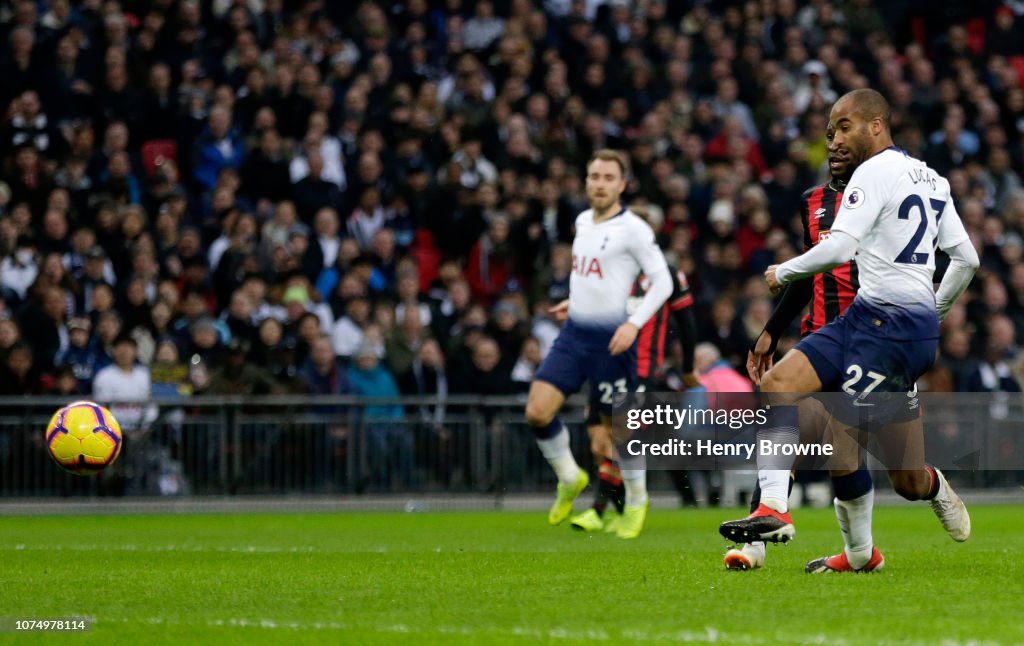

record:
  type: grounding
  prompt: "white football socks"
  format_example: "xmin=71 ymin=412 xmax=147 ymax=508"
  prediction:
xmin=622 ymin=469 xmax=648 ymax=507
xmin=757 ymin=470 xmax=791 ymax=513
xmin=536 ymin=424 xmax=580 ymax=485
xmin=744 ymin=541 xmax=766 ymax=562
xmin=835 ymin=489 xmax=874 ymax=569
xmin=756 ymin=406 xmax=800 ymax=513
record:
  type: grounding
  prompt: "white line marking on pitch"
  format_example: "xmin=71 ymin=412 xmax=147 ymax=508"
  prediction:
xmin=90 ymin=616 xmax=987 ymax=645
xmin=5 ymin=544 xmax=321 ymax=554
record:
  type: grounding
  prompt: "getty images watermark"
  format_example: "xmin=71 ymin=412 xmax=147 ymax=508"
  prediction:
xmin=623 ymin=404 xmax=835 ymax=461
xmin=610 ymin=391 xmax=1024 ymax=472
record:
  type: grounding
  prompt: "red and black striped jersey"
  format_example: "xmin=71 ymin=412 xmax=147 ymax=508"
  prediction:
xmin=631 ymin=266 xmax=694 ymax=379
xmin=800 ymin=181 xmax=859 ymax=335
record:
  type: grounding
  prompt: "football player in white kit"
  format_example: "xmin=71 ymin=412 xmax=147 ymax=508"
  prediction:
xmin=525 ymin=149 xmax=672 ymax=538
xmin=719 ymin=90 xmax=978 ymax=570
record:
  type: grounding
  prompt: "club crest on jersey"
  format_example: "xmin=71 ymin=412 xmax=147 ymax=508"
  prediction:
xmin=819 ymin=230 xmax=832 ymax=242
xmin=844 ymin=187 xmax=864 ymax=209
xmin=572 ymin=254 xmax=604 ymax=278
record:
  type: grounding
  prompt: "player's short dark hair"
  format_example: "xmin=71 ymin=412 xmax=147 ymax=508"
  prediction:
xmin=842 ymin=88 xmax=891 ymax=130
xmin=586 ymin=149 xmax=630 ymax=179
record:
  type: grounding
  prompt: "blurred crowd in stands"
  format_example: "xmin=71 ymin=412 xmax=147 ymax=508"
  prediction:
xmin=1 ymin=0 xmax=1023 ymax=404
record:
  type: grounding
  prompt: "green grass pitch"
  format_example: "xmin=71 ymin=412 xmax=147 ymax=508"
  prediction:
xmin=1 ymin=505 xmax=1022 ymax=644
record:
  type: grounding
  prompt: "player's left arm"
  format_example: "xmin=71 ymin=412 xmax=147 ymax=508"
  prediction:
xmin=933 ymin=199 xmax=979 ymax=320
xmin=608 ymin=226 xmax=672 ymax=355
xmin=625 ymin=230 xmax=672 ymax=330
xmin=773 ymin=163 xmax=888 ymax=287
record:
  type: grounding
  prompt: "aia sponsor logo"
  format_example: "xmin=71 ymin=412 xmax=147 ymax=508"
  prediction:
xmin=572 ymin=255 xmax=604 ymax=278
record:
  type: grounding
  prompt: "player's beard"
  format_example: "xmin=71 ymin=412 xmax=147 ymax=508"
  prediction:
xmin=847 ymin=126 xmax=872 ymax=168
xmin=589 ymin=192 xmax=618 ymax=216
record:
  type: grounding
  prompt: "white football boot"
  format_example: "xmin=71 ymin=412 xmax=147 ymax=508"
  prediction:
xmin=724 ymin=541 xmax=766 ymax=571
xmin=930 ymin=468 xmax=971 ymax=542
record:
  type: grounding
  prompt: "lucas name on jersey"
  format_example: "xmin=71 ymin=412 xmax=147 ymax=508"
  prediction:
xmin=907 ymin=166 xmax=938 ymax=191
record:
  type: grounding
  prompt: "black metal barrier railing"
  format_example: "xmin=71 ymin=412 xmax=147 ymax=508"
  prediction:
xmin=0 ymin=395 xmax=590 ymax=497
xmin=1 ymin=394 xmax=1021 ymax=498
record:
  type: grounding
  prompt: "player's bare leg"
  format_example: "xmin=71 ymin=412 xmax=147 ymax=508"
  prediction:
xmin=570 ymin=417 xmax=623 ymax=532
xmin=526 ymin=380 xmax=589 ymax=525
xmin=878 ymin=418 xmax=971 ymax=541
xmin=720 ymin=349 xmax=821 ymax=544
xmin=587 ymin=422 xmax=620 ymax=526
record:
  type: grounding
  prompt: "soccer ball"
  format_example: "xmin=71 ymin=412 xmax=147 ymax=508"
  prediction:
xmin=45 ymin=401 xmax=123 ymax=475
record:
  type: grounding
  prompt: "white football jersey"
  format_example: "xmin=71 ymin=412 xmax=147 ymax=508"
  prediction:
xmin=830 ymin=148 xmax=970 ymax=308
xmin=568 ymin=207 xmax=669 ymax=329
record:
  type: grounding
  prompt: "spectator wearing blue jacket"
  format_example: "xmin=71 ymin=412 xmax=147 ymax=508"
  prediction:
xmin=191 ymin=106 xmax=244 ymax=191
xmin=349 ymin=341 xmax=410 ymax=488
xmin=349 ymin=343 xmax=402 ymax=414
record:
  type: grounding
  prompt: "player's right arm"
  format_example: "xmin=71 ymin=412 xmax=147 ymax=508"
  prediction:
xmin=774 ymin=162 xmax=891 ymax=286
xmin=748 ymin=279 xmax=813 ymax=383
xmin=549 ymin=299 xmax=569 ymax=322
xmin=761 ymin=190 xmax=815 ymax=343
xmin=749 ymin=189 xmax=816 ymax=382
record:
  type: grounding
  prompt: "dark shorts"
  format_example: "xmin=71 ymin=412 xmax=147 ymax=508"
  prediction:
xmin=796 ymin=298 xmax=936 ymax=426
xmin=586 ymin=376 xmax=657 ymax=425
xmin=535 ymin=319 xmax=637 ymax=416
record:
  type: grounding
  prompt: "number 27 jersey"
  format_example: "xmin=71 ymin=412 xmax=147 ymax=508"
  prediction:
xmin=829 ymin=147 xmax=970 ymax=310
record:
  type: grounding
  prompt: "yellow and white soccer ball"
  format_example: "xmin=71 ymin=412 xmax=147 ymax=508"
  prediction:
xmin=45 ymin=401 xmax=123 ymax=475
